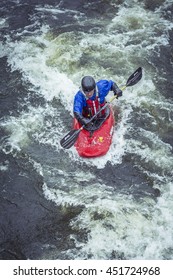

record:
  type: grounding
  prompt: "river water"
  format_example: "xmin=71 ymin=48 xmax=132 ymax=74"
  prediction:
xmin=0 ymin=0 xmax=173 ymax=260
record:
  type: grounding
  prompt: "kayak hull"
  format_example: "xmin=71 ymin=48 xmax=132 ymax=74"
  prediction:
xmin=73 ymin=106 xmax=115 ymax=157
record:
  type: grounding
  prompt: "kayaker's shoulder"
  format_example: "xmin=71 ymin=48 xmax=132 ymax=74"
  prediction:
xmin=74 ymin=90 xmax=85 ymax=99
xmin=96 ymin=79 xmax=114 ymax=87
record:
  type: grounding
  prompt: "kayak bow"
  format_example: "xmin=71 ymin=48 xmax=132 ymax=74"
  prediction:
xmin=73 ymin=106 xmax=115 ymax=157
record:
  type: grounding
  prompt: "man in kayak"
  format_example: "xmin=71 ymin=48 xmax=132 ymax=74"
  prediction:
xmin=73 ymin=76 xmax=122 ymax=126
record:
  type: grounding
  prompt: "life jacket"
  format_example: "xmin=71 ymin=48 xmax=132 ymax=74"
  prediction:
xmin=83 ymin=91 xmax=106 ymax=118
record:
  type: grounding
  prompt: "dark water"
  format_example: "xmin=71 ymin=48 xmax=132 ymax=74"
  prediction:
xmin=0 ymin=0 xmax=173 ymax=260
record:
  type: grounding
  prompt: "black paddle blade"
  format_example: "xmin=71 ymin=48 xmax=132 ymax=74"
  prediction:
xmin=126 ymin=67 xmax=142 ymax=87
xmin=60 ymin=129 xmax=81 ymax=149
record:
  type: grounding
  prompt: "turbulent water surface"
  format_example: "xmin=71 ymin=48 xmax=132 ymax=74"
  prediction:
xmin=0 ymin=0 xmax=173 ymax=260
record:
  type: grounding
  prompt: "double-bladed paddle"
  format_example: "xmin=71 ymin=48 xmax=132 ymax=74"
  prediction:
xmin=60 ymin=67 xmax=142 ymax=149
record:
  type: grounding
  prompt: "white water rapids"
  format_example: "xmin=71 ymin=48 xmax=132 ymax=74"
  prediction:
xmin=0 ymin=0 xmax=173 ymax=259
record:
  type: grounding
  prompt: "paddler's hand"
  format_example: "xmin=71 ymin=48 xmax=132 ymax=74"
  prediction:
xmin=74 ymin=112 xmax=91 ymax=126
xmin=82 ymin=117 xmax=91 ymax=126
xmin=112 ymin=83 xmax=122 ymax=98
xmin=114 ymin=88 xmax=122 ymax=98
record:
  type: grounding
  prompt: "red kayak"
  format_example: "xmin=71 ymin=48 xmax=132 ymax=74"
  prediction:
xmin=73 ymin=106 xmax=115 ymax=157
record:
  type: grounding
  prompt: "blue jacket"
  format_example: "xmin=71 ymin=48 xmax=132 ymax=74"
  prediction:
xmin=73 ymin=79 xmax=114 ymax=115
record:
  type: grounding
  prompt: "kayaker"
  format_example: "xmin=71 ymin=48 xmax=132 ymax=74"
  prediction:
xmin=73 ymin=76 xmax=122 ymax=126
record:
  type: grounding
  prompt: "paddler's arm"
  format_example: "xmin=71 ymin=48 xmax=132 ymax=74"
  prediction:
xmin=74 ymin=112 xmax=91 ymax=126
xmin=73 ymin=91 xmax=91 ymax=126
